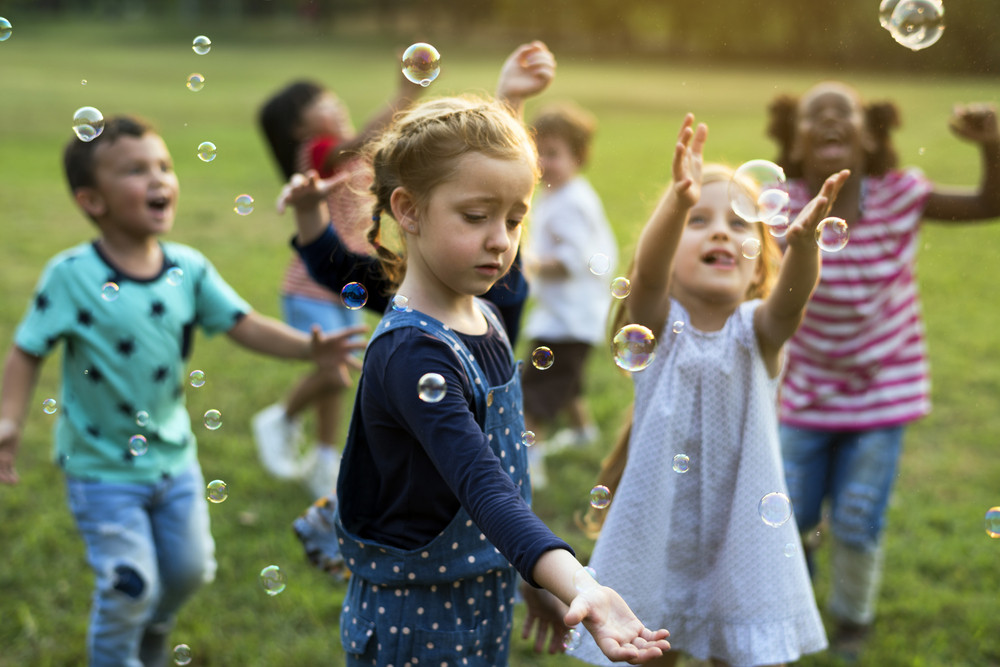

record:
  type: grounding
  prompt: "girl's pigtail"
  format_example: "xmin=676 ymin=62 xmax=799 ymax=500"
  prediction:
xmin=865 ymin=101 xmax=901 ymax=176
xmin=767 ymin=94 xmax=801 ymax=178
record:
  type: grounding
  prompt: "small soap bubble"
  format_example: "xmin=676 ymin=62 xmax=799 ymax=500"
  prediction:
xmin=888 ymin=0 xmax=945 ymax=51
xmin=589 ymin=485 xmax=612 ymax=509
xmin=81 ymin=79 xmax=87 ymax=86
xmin=816 ymin=217 xmax=850 ymax=252
xmin=341 ymin=282 xmax=368 ymax=310
xmin=42 ymin=398 xmax=58 ymax=415
xmin=136 ymin=411 xmax=150 ymax=427
xmin=879 ymin=0 xmax=902 ymax=28
xmin=166 ymin=267 xmax=184 ymax=286
xmin=531 ymin=346 xmax=554 ymax=370
xmin=985 ymin=507 xmax=1000 ymax=538
xmin=197 ymin=141 xmax=217 ymax=162
xmin=729 ymin=160 xmax=787 ymax=223
xmin=401 ymin=42 xmax=441 ymax=86
xmin=390 ymin=294 xmax=410 ymax=312
xmin=192 ymin=35 xmax=211 ymax=55
xmin=563 ymin=627 xmax=583 ymax=652
xmin=0 ymin=17 xmax=11 ymax=42
xmin=418 ymin=373 xmax=447 ymax=403
xmin=186 ymin=73 xmax=205 ymax=92
xmin=260 ymin=565 xmax=287 ymax=596
xmin=129 ymin=434 xmax=149 ymax=456
xmin=610 ymin=276 xmax=631 ymax=300
xmin=588 ymin=253 xmax=611 ymax=276
xmin=759 ymin=492 xmax=792 ymax=527
xmin=101 ymin=282 xmax=120 ymax=302
xmin=521 ymin=431 xmax=536 ymax=447
xmin=172 ymin=644 xmax=192 ymax=666
xmin=573 ymin=568 xmax=598 ymax=593
xmin=671 ymin=321 xmax=685 ymax=335
xmin=233 ymin=194 xmax=254 ymax=215
xmin=672 ymin=454 xmax=690 ymax=474
xmin=612 ymin=324 xmax=656 ymax=372
xmin=206 ymin=479 xmax=228 ymax=503
xmin=189 ymin=370 xmax=206 ymax=388
xmin=783 ymin=542 xmax=797 ymax=558
xmin=767 ymin=214 xmax=790 ymax=238
xmin=72 ymin=106 xmax=105 ymax=142
xmin=741 ymin=237 xmax=762 ymax=260
xmin=203 ymin=409 xmax=222 ymax=430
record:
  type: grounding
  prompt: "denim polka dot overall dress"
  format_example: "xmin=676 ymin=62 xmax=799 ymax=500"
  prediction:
xmin=335 ymin=301 xmax=531 ymax=667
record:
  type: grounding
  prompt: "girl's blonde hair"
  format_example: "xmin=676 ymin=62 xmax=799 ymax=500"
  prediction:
xmin=364 ymin=95 xmax=540 ymax=293
xmin=581 ymin=163 xmax=781 ymax=539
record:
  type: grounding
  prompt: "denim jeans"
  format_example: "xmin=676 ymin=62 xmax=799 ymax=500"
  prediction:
xmin=66 ymin=463 xmax=216 ymax=667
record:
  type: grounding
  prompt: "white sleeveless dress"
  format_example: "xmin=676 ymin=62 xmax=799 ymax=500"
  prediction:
xmin=571 ymin=299 xmax=827 ymax=666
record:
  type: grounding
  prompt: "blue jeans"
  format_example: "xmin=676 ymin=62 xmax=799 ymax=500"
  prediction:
xmin=281 ymin=293 xmax=362 ymax=334
xmin=66 ymin=464 xmax=216 ymax=667
xmin=779 ymin=425 xmax=904 ymax=551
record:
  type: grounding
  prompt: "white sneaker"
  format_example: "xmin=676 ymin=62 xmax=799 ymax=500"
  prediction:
xmin=527 ymin=446 xmax=547 ymax=490
xmin=546 ymin=424 xmax=600 ymax=454
xmin=252 ymin=404 xmax=303 ymax=480
xmin=302 ymin=446 xmax=341 ymax=499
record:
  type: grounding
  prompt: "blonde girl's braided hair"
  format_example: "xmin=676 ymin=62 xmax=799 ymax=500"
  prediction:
xmin=363 ymin=94 xmax=540 ymax=293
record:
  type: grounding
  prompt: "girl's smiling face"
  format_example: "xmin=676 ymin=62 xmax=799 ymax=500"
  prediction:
xmin=792 ymin=82 xmax=874 ymax=179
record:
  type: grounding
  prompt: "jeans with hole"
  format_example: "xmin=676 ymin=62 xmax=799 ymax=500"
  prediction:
xmin=66 ymin=463 xmax=216 ymax=667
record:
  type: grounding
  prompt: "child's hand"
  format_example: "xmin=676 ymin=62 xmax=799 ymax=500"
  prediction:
xmin=784 ymin=169 xmax=851 ymax=250
xmin=276 ymin=170 xmax=348 ymax=215
xmin=670 ymin=113 xmax=708 ymax=210
xmin=520 ymin=580 xmax=572 ymax=654
xmin=496 ymin=41 xmax=556 ymax=107
xmin=309 ymin=324 xmax=367 ymax=387
xmin=565 ymin=585 xmax=671 ymax=663
xmin=949 ymin=103 xmax=1000 ymax=146
xmin=0 ymin=418 xmax=21 ymax=484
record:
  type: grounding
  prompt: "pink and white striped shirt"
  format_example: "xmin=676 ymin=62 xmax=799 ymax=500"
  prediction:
xmin=779 ymin=168 xmax=933 ymax=430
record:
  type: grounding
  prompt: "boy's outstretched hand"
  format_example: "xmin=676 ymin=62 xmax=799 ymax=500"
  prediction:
xmin=784 ymin=169 xmax=851 ymax=251
xmin=496 ymin=41 xmax=556 ymax=114
xmin=309 ymin=325 xmax=367 ymax=388
xmin=949 ymin=103 xmax=1000 ymax=146
xmin=565 ymin=585 xmax=671 ymax=663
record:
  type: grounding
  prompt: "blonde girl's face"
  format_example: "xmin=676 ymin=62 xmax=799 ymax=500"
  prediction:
xmin=671 ymin=181 xmax=763 ymax=308
xmin=407 ymin=151 xmax=535 ymax=300
xmin=792 ymin=82 xmax=872 ymax=178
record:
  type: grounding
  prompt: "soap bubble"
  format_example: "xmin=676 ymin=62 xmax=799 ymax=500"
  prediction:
xmin=401 ymin=42 xmax=441 ymax=86
xmin=197 ymin=141 xmax=217 ymax=162
xmin=671 ymin=321 xmax=685 ymax=335
xmin=72 ymin=107 xmax=105 ymax=142
xmin=729 ymin=160 xmax=787 ymax=223
xmin=573 ymin=567 xmax=598 ymax=593
xmin=42 ymin=398 xmax=58 ymax=415
xmin=172 ymin=644 xmax=192 ymax=665
xmin=136 ymin=411 xmax=150 ymax=427
xmin=784 ymin=542 xmax=797 ymax=558
xmin=418 ymin=373 xmax=446 ymax=403
xmin=521 ymin=431 xmax=536 ymax=447
xmin=879 ymin=0 xmax=902 ymax=27
xmin=759 ymin=492 xmax=792 ymax=527
xmin=186 ymin=73 xmax=205 ymax=92
xmin=390 ymin=295 xmax=410 ymax=312
xmin=129 ymin=434 xmax=149 ymax=456
xmin=610 ymin=276 xmax=631 ymax=299
xmin=816 ymin=217 xmax=850 ymax=252
xmin=888 ymin=0 xmax=945 ymax=51
xmin=203 ymin=409 xmax=222 ymax=430
xmin=206 ymin=479 xmax=228 ymax=503
xmin=340 ymin=282 xmax=368 ymax=310
xmin=985 ymin=507 xmax=1000 ymax=538
xmin=81 ymin=79 xmax=87 ymax=86
xmin=767 ymin=214 xmax=790 ymax=238
xmin=101 ymin=282 xmax=120 ymax=302
xmin=612 ymin=324 xmax=656 ymax=372
xmin=233 ymin=194 xmax=254 ymax=215
xmin=563 ymin=627 xmax=583 ymax=652
xmin=259 ymin=565 xmax=287 ymax=595
xmin=672 ymin=454 xmax=690 ymax=473
xmin=166 ymin=267 xmax=184 ymax=286
xmin=192 ymin=35 xmax=211 ymax=55
xmin=189 ymin=370 xmax=206 ymax=388
xmin=741 ymin=238 xmax=762 ymax=260
xmin=588 ymin=253 xmax=611 ymax=275
xmin=589 ymin=485 xmax=612 ymax=509
xmin=0 ymin=18 xmax=12 ymax=42
xmin=531 ymin=346 xmax=554 ymax=370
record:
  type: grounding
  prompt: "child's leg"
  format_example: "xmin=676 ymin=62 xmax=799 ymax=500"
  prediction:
xmin=66 ymin=476 xmax=162 ymax=667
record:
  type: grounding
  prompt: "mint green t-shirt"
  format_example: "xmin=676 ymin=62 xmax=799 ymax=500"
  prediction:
xmin=15 ymin=241 xmax=251 ymax=483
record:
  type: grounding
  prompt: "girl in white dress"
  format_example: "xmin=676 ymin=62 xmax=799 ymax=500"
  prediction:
xmin=571 ymin=114 xmax=848 ymax=666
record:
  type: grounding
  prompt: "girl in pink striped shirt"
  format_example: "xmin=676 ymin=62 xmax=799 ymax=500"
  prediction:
xmin=767 ymin=81 xmax=1000 ymax=660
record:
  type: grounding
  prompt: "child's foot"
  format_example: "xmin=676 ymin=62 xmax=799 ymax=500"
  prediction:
xmin=830 ymin=620 xmax=871 ymax=663
xmin=252 ymin=404 xmax=303 ymax=480
xmin=302 ymin=445 xmax=341 ymax=499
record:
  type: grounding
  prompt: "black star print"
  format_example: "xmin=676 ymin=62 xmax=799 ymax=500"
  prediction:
xmin=116 ymin=338 xmax=136 ymax=357
xmin=150 ymin=301 xmax=165 ymax=318
xmin=86 ymin=424 xmax=100 ymax=438
xmin=122 ymin=449 xmax=135 ymax=462
xmin=35 ymin=293 xmax=50 ymax=312
xmin=117 ymin=401 xmax=135 ymax=417
xmin=84 ymin=367 xmax=104 ymax=383
xmin=231 ymin=311 xmax=245 ymax=325
xmin=152 ymin=366 xmax=170 ymax=383
xmin=44 ymin=336 xmax=58 ymax=352
xmin=77 ymin=309 xmax=94 ymax=327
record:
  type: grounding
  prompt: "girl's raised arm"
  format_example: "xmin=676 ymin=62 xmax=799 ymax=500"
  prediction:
xmin=626 ymin=114 xmax=707 ymax=338
xmin=925 ymin=103 xmax=1000 ymax=222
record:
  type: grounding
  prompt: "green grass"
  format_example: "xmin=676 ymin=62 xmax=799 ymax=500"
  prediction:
xmin=1 ymin=16 xmax=1000 ymax=667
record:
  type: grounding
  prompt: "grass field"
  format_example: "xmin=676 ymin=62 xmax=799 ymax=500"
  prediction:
xmin=1 ymin=15 xmax=999 ymax=667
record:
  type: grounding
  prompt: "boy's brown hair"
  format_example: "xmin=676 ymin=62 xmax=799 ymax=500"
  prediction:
xmin=531 ymin=102 xmax=597 ymax=167
xmin=63 ymin=115 xmax=154 ymax=193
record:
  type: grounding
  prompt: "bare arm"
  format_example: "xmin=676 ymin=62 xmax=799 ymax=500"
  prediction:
xmin=0 ymin=346 xmax=44 ymax=484
xmin=627 ymin=114 xmax=707 ymax=338
xmin=496 ymin=41 xmax=556 ymax=120
xmin=754 ymin=170 xmax=850 ymax=376
xmin=924 ymin=103 xmax=1000 ymax=221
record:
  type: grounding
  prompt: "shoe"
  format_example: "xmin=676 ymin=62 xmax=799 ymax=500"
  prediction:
xmin=527 ymin=446 xmax=548 ymax=490
xmin=292 ymin=492 xmax=348 ymax=580
xmin=546 ymin=424 xmax=600 ymax=454
xmin=830 ymin=620 xmax=871 ymax=663
xmin=252 ymin=404 xmax=303 ymax=480
xmin=302 ymin=446 xmax=341 ymax=499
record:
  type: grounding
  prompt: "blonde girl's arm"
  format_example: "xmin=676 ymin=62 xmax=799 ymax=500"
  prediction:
xmin=754 ymin=169 xmax=850 ymax=375
xmin=627 ymin=114 xmax=707 ymax=338
xmin=0 ymin=346 xmax=44 ymax=484
xmin=924 ymin=103 xmax=1000 ymax=221
xmin=496 ymin=41 xmax=556 ymax=119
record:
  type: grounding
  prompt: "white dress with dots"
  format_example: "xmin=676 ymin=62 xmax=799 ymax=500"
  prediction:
xmin=572 ymin=299 xmax=827 ymax=667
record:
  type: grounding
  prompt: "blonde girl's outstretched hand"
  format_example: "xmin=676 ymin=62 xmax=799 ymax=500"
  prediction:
xmin=564 ymin=586 xmax=671 ymax=664
xmin=783 ymin=168 xmax=851 ymax=251
xmin=496 ymin=41 xmax=556 ymax=111
xmin=948 ymin=102 xmax=1000 ymax=146
xmin=671 ymin=113 xmax=708 ymax=209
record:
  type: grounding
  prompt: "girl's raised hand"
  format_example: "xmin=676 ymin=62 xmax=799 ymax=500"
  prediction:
xmin=496 ymin=41 xmax=556 ymax=107
xmin=949 ymin=103 xmax=1000 ymax=146
xmin=564 ymin=585 xmax=671 ymax=664
xmin=671 ymin=113 xmax=708 ymax=209
xmin=276 ymin=170 xmax=350 ymax=214
xmin=784 ymin=169 xmax=851 ymax=250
